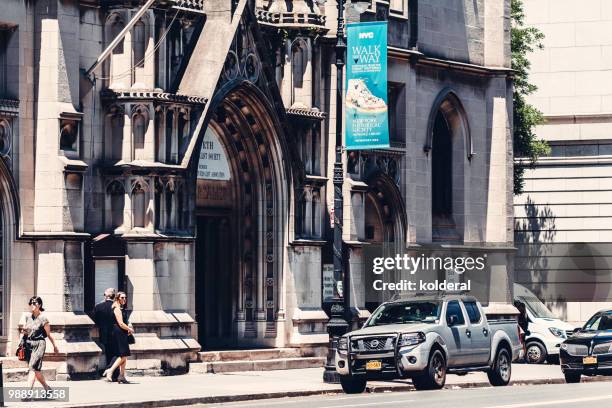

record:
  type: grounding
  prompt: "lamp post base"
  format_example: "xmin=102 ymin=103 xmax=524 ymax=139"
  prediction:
xmin=323 ymin=302 xmax=349 ymax=384
xmin=323 ymin=366 xmax=342 ymax=383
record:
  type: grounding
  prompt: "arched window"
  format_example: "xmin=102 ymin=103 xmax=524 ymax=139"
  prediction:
xmin=155 ymin=107 xmax=165 ymax=162
xmin=165 ymin=181 xmax=174 ymax=230
xmin=291 ymin=40 xmax=308 ymax=90
xmin=105 ymin=13 xmax=126 ymax=88
xmin=107 ymin=180 xmax=125 ymax=230
xmin=177 ymin=108 xmax=189 ymax=157
xmin=176 ymin=184 xmax=185 ymax=230
xmin=59 ymin=119 xmax=79 ymax=153
xmin=132 ymin=182 xmax=146 ymax=228
xmin=133 ymin=114 xmax=145 ymax=145
xmin=110 ymin=111 xmax=124 ymax=161
xmin=432 ymin=110 xmax=453 ymax=218
xmin=290 ymin=38 xmax=310 ymax=108
xmin=110 ymin=16 xmax=124 ymax=55
xmin=133 ymin=20 xmax=145 ymax=68
xmin=165 ymin=109 xmax=174 ymax=163
xmin=132 ymin=106 xmax=148 ymax=159
xmin=154 ymin=179 xmax=162 ymax=230
xmin=427 ymin=90 xmax=471 ymax=243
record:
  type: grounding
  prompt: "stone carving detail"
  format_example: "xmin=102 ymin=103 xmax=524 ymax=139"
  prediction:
xmin=255 ymin=0 xmax=326 ymax=29
xmin=221 ymin=21 xmax=261 ymax=84
xmin=348 ymin=151 xmax=401 ymax=187
xmin=169 ymin=0 xmax=205 ymax=12
xmin=0 ymin=119 xmax=12 ymax=157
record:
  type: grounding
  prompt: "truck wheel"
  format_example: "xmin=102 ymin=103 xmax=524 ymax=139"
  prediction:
xmin=413 ymin=349 xmax=446 ymax=390
xmin=488 ymin=347 xmax=511 ymax=386
xmin=525 ymin=341 xmax=547 ymax=364
xmin=564 ymin=372 xmax=581 ymax=383
xmin=339 ymin=375 xmax=367 ymax=394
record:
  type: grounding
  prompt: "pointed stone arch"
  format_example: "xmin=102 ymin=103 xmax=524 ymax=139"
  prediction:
xmin=364 ymin=172 xmax=407 ymax=245
xmin=0 ymin=158 xmax=20 ymax=352
xmin=192 ymin=81 xmax=297 ymax=346
xmin=424 ymin=87 xmax=473 ymax=160
xmin=363 ymin=171 xmax=407 ymax=310
xmin=105 ymin=178 xmax=126 ymax=231
xmin=425 ymin=88 xmax=472 ymax=242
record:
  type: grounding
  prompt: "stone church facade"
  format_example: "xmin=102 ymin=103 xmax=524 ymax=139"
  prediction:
xmin=0 ymin=0 xmax=513 ymax=378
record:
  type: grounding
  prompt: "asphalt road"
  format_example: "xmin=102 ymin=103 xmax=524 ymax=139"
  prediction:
xmin=196 ymin=381 xmax=612 ymax=408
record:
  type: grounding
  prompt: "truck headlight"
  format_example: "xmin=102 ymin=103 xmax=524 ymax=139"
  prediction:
xmin=593 ymin=341 xmax=612 ymax=354
xmin=398 ymin=332 xmax=426 ymax=347
xmin=549 ymin=327 xmax=565 ymax=338
xmin=338 ymin=336 xmax=348 ymax=351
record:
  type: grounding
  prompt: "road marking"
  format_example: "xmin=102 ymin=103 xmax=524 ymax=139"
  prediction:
xmin=316 ymin=399 xmax=414 ymax=408
xmin=488 ymin=394 xmax=612 ymax=408
xmin=217 ymin=394 xmax=404 ymax=407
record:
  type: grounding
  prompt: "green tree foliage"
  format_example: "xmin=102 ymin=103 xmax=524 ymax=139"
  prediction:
xmin=512 ymin=0 xmax=550 ymax=195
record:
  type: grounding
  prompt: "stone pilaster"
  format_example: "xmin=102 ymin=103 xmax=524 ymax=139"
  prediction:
xmin=34 ymin=240 xmax=101 ymax=380
xmin=122 ymin=240 xmax=200 ymax=374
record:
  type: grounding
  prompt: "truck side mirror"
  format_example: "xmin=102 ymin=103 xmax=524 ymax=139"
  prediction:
xmin=573 ymin=327 xmax=581 ymax=333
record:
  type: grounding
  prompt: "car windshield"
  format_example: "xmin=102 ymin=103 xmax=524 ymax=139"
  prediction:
xmin=516 ymin=296 xmax=556 ymax=319
xmin=366 ymin=301 xmax=441 ymax=326
xmin=583 ymin=312 xmax=612 ymax=331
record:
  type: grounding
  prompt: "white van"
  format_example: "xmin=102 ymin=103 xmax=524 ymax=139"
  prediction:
xmin=514 ymin=284 xmax=575 ymax=364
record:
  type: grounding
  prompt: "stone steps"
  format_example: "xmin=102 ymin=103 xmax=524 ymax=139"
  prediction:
xmin=0 ymin=358 xmax=57 ymax=382
xmin=189 ymin=356 xmax=325 ymax=374
xmin=189 ymin=347 xmax=326 ymax=374
xmin=0 ymin=357 xmax=29 ymax=369
xmin=197 ymin=348 xmax=311 ymax=362
xmin=3 ymin=367 xmax=57 ymax=382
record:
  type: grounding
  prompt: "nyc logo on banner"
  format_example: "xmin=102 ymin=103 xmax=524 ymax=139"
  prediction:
xmin=345 ymin=21 xmax=389 ymax=150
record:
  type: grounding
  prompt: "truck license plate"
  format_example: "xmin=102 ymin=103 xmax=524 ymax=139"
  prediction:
xmin=583 ymin=356 xmax=597 ymax=365
xmin=366 ymin=360 xmax=382 ymax=370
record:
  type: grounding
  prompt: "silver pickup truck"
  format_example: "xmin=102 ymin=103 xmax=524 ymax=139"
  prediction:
xmin=335 ymin=295 xmax=523 ymax=393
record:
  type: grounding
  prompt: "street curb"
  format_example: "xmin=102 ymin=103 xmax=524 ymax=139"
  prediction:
xmin=60 ymin=375 xmax=612 ymax=408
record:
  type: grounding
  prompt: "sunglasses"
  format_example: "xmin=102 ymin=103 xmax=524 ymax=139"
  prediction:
xmin=119 ymin=297 xmax=127 ymax=300
xmin=29 ymin=302 xmax=39 ymax=306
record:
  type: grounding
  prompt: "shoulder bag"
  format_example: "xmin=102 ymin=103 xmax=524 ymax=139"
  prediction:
xmin=16 ymin=335 xmax=31 ymax=361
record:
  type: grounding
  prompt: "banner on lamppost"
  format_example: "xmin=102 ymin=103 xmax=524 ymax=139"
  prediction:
xmin=345 ymin=21 xmax=389 ymax=150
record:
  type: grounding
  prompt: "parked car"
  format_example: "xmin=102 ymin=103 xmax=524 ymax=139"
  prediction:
xmin=335 ymin=295 xmax=523 ymax=393
xmin=514 ymin=284 xmax=575 ymax=364
xmin=560 ymin=308 xmax=612 ymax=383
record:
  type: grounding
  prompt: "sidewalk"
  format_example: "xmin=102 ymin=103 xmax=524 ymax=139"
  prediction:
xmin=4 ymin=364 xmax=611 ymax=408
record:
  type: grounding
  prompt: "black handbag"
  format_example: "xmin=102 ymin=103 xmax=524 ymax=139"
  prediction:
xmin=127 ymin=333 xmax=135 ymax=345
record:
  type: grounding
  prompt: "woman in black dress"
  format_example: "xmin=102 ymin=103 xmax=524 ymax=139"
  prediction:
xmin=102 ymin=291 xmax=133 ymax=383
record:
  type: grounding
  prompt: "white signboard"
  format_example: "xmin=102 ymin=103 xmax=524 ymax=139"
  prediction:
xmin=197 ymin=127 xmax=231 ymax=180
xmin=95 ymin=259 xmax=118 ymax=303
xmin=323 ymin=264 xmax=335 ymax=301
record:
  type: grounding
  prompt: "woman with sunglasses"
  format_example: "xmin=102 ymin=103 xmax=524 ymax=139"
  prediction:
xmin=103 ymin=291 xmax=133 ymax=383
xmin=22 ymin=296 xmax=59 ymax=392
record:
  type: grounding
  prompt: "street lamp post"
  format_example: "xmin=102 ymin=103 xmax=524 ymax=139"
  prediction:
xmin=322 ymin=0 xmax=369 ymax=384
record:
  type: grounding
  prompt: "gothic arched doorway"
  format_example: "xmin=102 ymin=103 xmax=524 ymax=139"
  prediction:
xmin=194 ymin=84 xmax=290 ymax=349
